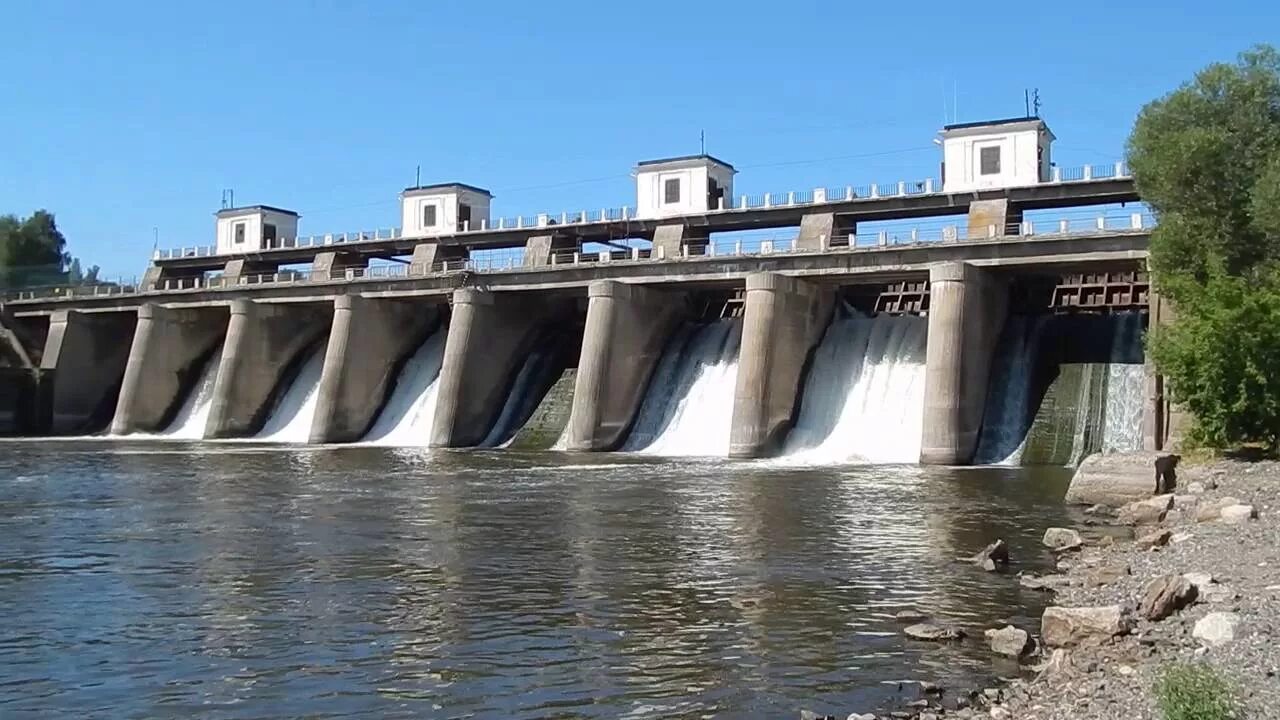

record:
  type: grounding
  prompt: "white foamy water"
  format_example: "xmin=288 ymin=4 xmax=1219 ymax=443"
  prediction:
xmin=361 ymin=331 xmax=446 ymax=447
xmin=781 ymin=311 xmax=927 ymax=464
xmin=159 ymin=347 xmax=223 ymax=440
xmin=973 ymin=316 xmax=1047 ymax=465
xmin=624 ymin=319 xmax=742 ymax=457
xmin=254 ymin=348 xmax=326 ymax=443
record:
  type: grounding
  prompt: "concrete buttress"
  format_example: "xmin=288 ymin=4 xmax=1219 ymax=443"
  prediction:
xmin=429 ymin=289 xmax=566 ymax=448
xmin=205 ymin=299 xmax=332 ymax=438
xmin=920 ymin=262 xmax=1008 ymax=465
xmin=308 ymin=295 xmax=438 ymax=443
xmin=729 ymin=273 xmax=835 ymax=458
xmin=39 ymin=309 xmax=136 ymax=434
xmin=565 ymin=281 xmax=687 ymax=451
xmin=110 ymin=304 xmax=228 ymax=435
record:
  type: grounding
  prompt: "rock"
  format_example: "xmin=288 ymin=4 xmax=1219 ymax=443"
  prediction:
xmin=1138 ymin=574 xmax=1198 ymax=620
xmin=1065 ymin=452 xmax=1180 ymax=506
xmin=971 ymin=540 xmax=1009 ymax=571
xmin=1220 ymin=504 xmax=1258 ymax=524
xmin=1135 ymin=528 xmax=1172 ymax=550
xmin=1187 ymin=480 xmax=1207 ymax=494
xmin=1084 ymin=503 xmax=1108 ymax=515
xmin=1183 ymin=572 xmax=1214 ymax=591
xmin=1195 ymin=496 xmax=1241 ymax=522
xmin=985 ymin=625 xmax=1033 ymax=657
xmin=1192 ymin=612 xmax=1241 ymax=646
xmin=894 ymin=609 xmax=929 ymax=622
xmin=904 ymin=623 xmax=966 ymax=641
xmin=799 ymin=711 xmax=834 ymax=720
xmin=1041 ymin=605 xmax=1130 ymax=647
xmin=1085 ymin=564 xmax=1130 ymax=587
xmin=1171 ymin=531 xmax=1194 ymax=544
xmin=1042 ymin=527 xmax=1084 ymax=551
xmin=1116 ymin=495 xmax=1173 ymax=525
xmin=846 ymin=714 xmax=875 ymax=720
xmin=1201 ymin=585 xmax=1235 ymax=603
xmin=1020 ymin=573 xmax=1070 ymax=591
xmin=1172 ymin=494 xmax=1198 ymax=510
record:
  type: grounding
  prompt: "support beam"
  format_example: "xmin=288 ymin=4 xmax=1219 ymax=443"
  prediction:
xmin=110 ymin=304 xmax=228 ymax=435
xmin=39 ymin=309 xmax=137 ymax=434
xmin=311 ymin=251 xmax=366 ymax=281
xmin=794 ymin=212 xmax=853 ymax=251
xmin=223 ymin=258 xmax=279 ymax=284
xmin=565 ymin=281 xmax=687 ymax=451
xmin=205 ymin=299 xmax=332 ymax=438
xmin=309 ymin=295 xmax=439 ymax=443
xmin=408 ymin=243 xmax=467 ymax=274
xmin=967 ymin=199 xmax=1023 ymax=238
xmin=920 ymin=262 xmax=1008 ymax=465
xmin=651 ymin=223 xmax=708 ymax=259
xmin=522 ymin=234 xmax=575 ymax=267
xmin=1143 ymin=282 xmax=1184 ymax=451
xmin=429 ymin=289 xmax=564 ymax=448
xmin=729 ymin=273 xmax=836 ymax=458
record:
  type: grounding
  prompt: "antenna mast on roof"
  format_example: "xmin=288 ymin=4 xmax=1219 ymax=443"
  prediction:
xmin=221 ymin=189 xmax=234 ymax=209
xmin=1033 ymin=88 xmax=1042 ymax=118
xmin=700 ymin=130 xmax=706 ymax=155
xmin=416 ymin=165 xmax=421 ymax=188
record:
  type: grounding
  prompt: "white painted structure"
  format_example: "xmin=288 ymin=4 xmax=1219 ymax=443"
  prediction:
xmin=400 ymin=183 xmax=492 ymax=237
xmin=214 ymin=206 xmax=299 ymax=255
xmin=634 ymin=154 xmax=736 ymax=220
xmin=939 ymin=117 xmax=1054 ymax=193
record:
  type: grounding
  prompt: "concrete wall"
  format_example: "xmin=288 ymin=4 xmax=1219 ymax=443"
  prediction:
xmin=565 ymin=281 xmax=687 ymax=451
xmin=942 ymin=125 xmax=1048 ymax=192
xmin=920 ymin=262 xmax=1008 ymax=464
xmin=430 ymin=289 xmax=568 ymax=448
xmin=309 ymin=295 xmax=439 ymax=443
xmin=39 ymin=309 xmax=137 ymax=434
xmin=110 ymin=304 xmax=228 ymax=435
xmin=206 ymin=299 xmax=332 ymax=438
xmin=729 ymin=273 xmax=835 ymax=458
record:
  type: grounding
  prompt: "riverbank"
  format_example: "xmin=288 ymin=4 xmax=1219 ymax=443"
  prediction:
xmin=896 ymin=458 xmax=1278 ymax=720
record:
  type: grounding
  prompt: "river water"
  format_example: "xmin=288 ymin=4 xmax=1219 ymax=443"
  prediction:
xmin=0 ymin=441 xmax=1075 ymax=718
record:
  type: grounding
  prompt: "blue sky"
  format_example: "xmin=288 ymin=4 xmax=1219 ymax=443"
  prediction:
xmin=0 ymin=0 xmax=1272 ymax=278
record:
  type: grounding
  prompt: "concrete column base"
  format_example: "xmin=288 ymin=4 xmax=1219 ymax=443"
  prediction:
xmin=565 ymin=281 xmax=688 ymax=451
xmin=729 ymin=273 xmax=835 ymax=458
xmin=205 ymin=299 xmax=333 ymax=438
xmin=39 ymin=309 xmax=137 ymax=434
xmin=920 ymin=262 xmax=1008 ymax=465
xmin=522 ymin=234 xmax=576 ymax=267
xmin=309 ymin=296 xmax=440 ymax=443
xmin=794 ymin=213 xmax=853 ymax=251
xmin=652 ymin=224 xmax=708 ymax=259
xmin=110 ymin=304 xmax=229 ymax=435
xmin=223 ymin=258 xmax=279 ymax=284
xmin=311 ymin=251 xmax=367 ymax=281
xmin=409 ymin=243 xmax=468 ymax=274
xmin=967 ymin=199 xmax=1023 ymax=238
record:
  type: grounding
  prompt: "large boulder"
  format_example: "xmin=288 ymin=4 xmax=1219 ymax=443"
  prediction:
xmin=1065 ymin=452 xmax=1180 ymax=507
xmin=1138 ymin=574 xmax=1198 ymax=620
xmin=903 ymin=623 xmax=965 ymax=641
xmin=1116 ymin=495 xmax=1173 ymax=526
xmin=1196 ymin=496 xmax=1242 ymax=522
xmin=985 ymin=625 xmax=1033 ymax=657
xmin=1220 ymin=504 xmax=1258 ymax=524
xmin=1042 ymin=528 xmax=1084 ymax=552
xmin=1041 ymin=605 xmax=1131 ymax=648
xmin=1193 ymin=612 xmax=1241 ymax=647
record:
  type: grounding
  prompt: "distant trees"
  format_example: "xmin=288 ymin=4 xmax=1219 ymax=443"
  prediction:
xmin=0 ymin=210 xmax=99 ymax=289
xmin=1128 ymin=45 xmax=1280 ymax=450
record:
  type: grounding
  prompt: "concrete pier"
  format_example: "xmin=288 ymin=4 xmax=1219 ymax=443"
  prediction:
xmin=309 ymin=295 xmax=439 ymax=443
xmin=729 ymin=273 xmax=835 ymax=458
xmin=39 ymin=309 xmax=137 ymax=434
xmin=430 ymin=289 xmax=565 ymax=448
xmin=565 ymin=281 xmax=687 ymax=451
xmin=206 ymin=299 xmax=332 ymax=438
xmin=920 ymin=262 xmax=1008 ymax=464
xmin=110 ymin=304 xmax=228 ymax=435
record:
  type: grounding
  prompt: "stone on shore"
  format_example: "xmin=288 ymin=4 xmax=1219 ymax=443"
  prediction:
xmin=1138 ymin=574 xmax=1198 ymax=620
xmin=1192 ymin=612 xmax=1241 ymax=647
xmin=1195 ymin=496 xmax=1241 ymax=522
xmin=1183 ymin=571 xmax=1214 ymax=592
xmin=1041 ymin=605 xmax=1130 ymax=647
xmin=1116 ymin=495 xmax=1173 ymax=526
xmin=1042 ymin=528 xmax=1084 ymax=552
xmin=1020 ymin=573 xmax=1070 ymax=591
xmin=971 ymin=539 xmax=1010 ymax=571
xmin=1065 ymin=452 xmax=1180 ymax=506
xmin=1135 ymin=528 xmax=1172 ymax=550
xmin=903 ymin=623 xmax=965 ymax=641
xmin=985 ymin=625 xmax=1033 ymax=657
xmin=1220 ymin=504 xmax=1258 ymax=524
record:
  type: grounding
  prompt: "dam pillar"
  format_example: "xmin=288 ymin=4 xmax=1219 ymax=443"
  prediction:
xmin=39 ymin=309 xmax=137 ymax=434
xmin=430 ymin=289 xmax=564 ymax=448
xmin=730 ymin=273 xmax=836 ymax=458
xmin=409 ymin=243 xmax=467 ymax=274
xmin=205 ymin=299 xmax=332 ymax=438
xmin=920 ymin=262 xmax=1008 ymax=465
xmin=651 ymin=223 xmax=709 ymax=259
xmin=309 ymin=295 xmax=438 ymax=443
xmin=566 ymin=281 xmax=687 ymax=451
xmin=311 ymin=251 xmax=366 ymax=281
xmin=523 ymin=234 xmax=575 ymax=267
xmin=110 ymin=304 xmax=228 ymax=435
xmin=794 ymin=213 xmax=853 ymax=251
xmin=223 ymin=258 xmax=279 ymax=284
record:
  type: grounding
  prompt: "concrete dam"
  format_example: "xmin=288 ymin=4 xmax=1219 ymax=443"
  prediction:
xmin=0 ymin=117 xmax=1169 ymax=464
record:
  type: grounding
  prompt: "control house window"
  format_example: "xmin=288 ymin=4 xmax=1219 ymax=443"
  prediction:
xmin=979 ymin=146 xmax=1001 ymax=175
xmin=423 ymin=204 xmax=437 ymax=227
xmin=233 ymin=222 xmax=246 ymax=244
xmin=663 ymin=178 xmax=681 ymax=204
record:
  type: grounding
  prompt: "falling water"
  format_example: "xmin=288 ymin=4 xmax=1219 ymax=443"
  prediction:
xmin=254 ymin=347 xmax=326 ymax=443
xmin=361 ymin=331 xmax=447 ymax=446
xmin=782 ymin=308 xmax=928 ymax=464
xmin=159 ymin=347 xmax=223 ymax=440
xmin=623 ymin=318 xmax=742 ymax=456
xmin=973 ymin=317 xmax=1048 ymax=465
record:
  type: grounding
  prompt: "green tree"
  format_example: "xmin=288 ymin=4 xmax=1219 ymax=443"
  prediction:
xmin=0 ymin=210 xmax=71 ymax=288
xmin=1128 ymin=45 xmax=1280 ymax=450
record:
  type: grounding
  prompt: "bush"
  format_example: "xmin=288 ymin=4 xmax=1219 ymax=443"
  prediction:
xmin=1154 ymin=663 xmax=1236 ymax=720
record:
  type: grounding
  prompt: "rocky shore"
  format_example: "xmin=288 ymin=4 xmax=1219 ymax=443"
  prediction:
xmin=810 ymin=457 xmax=1279 ymax=720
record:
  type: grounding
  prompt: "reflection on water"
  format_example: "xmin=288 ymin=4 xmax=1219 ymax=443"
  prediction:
xmin=0 ymin=442 xmax=1073 ymax=718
